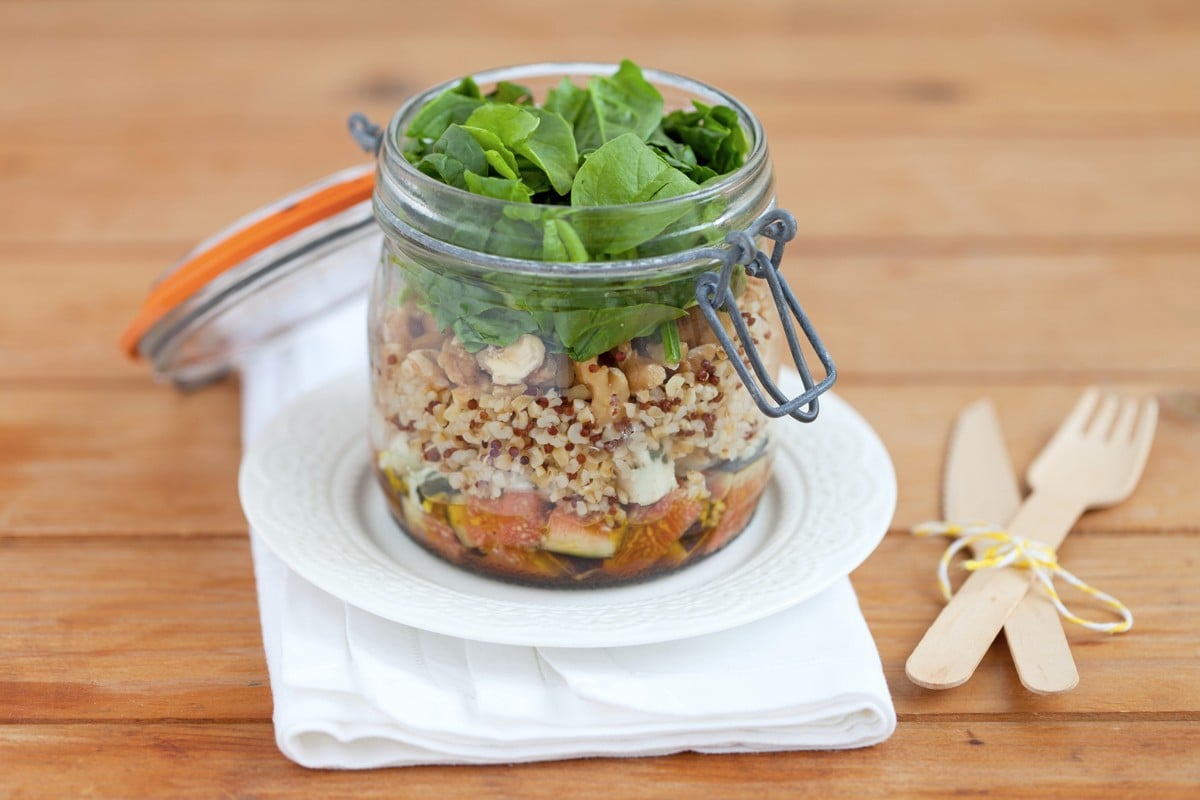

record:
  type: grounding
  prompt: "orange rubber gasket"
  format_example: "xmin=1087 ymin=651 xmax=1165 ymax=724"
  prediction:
xmin=119 ymin=170 xmax=376 ymax=358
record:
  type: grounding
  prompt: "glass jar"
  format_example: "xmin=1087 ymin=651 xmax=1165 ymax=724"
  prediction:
xmin=365 ymin=63 xmax=831 ymax=586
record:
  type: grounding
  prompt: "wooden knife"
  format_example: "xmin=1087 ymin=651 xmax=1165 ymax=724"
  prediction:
xmin=914 ymin=398 xmax=1079 ymax=693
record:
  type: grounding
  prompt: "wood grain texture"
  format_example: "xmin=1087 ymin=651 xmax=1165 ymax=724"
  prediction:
xmin=5 ymin=250 xmax=1200 ymax=381
xmin=0 ymin=537 xmax=267 ymax=724
xmin=0 ymin=721 xmax=1197 ymax=800
xmin=4 ymin=2 xmax=1200 ymax=131
xmin=0 ymin=533 xmax=1194 ymax=722
xmin=4 ymin=139 xmax=1199 ymax=245
xmin=2 ymin=0 xmax=1198 ymax=795
xmin=5 ymin=0 xmax=1200 ymax=38
xmin=0 ymin=536 xmax=269 ymax=722
xmin=842 ymin=383 xmax=1200 ymax=534
xmin=3 ymin=383 xmax=1195 ymax=536
xmin=0 ymin=384 xmax=243 ymax=535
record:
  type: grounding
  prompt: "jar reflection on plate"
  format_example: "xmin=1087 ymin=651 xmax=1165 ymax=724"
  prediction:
xmin=366 ymin=63 xmax=790 ymax=587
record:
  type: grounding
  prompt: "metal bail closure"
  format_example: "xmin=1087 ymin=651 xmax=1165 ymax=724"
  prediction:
xmin=694 ymin=209 xmax=837 ymax=422
xmin=348 ymin=112 xmax=385 ymax=154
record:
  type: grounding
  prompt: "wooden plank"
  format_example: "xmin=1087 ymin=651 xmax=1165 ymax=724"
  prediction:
xmin=6 ymin=248 xmax=1200 ymax=382
xmin=5 ymin=26 xmax=1200 ymax=143
xmin=838 ymin=383 xmax=1200 ymax=534
xmin=0 ymin=532 xmax=1194 ymax=721
xmin=3 ymin=138 xmax=1198 ymax=245
xmin=0 ymin=537 xmax=270 ymax=722
xmin=769 ymin=138 xmax=1200 ymax=242
xmin=5 ymin=0 xmax=1200 ymax=40
xmin=1 ymin=382 xmax=1195 ymax=536
xmin=0 ymin=720 xmax=1196 ymax=798
xmin=3 ymin=34 xmax=1198 ymax=135
xmin=9 ymin=107 xmax=1198 ymax=154
xmin=0 ymin=244 xmax=175 ymax=384
xmin=0 ymin=383 xmax=244 ymax=535
xmin=790 ymin=253 xmax=1200 ymax=378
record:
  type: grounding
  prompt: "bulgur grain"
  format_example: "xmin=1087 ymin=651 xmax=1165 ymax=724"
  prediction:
xmin=372 ymin=278 xmax=779 ymax=515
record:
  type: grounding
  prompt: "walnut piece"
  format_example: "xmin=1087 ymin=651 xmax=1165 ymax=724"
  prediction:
xmin=686 ymin=343 xmax=721 ymax=374
xmin=526 ymin=348 xmax=573 ymax=390
xmin=676 ymin=305 xmax=722 ymax=347
xmin=381 ymin=306 xmax=413 ymax=348
xmin=476 ymin=334 xmax=546 ymax=385
xmin=619 ymin=354 xmax=667 ymax=393
xmin=438 ymin=336 xmax=484 ymax=386
xmin=573 ymin=358 xmax=631 ymax=425
xmin=400 ymin=349 xmax=449 ymax=388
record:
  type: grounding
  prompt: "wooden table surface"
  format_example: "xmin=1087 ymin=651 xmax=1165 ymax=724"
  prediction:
xmin=3 ymin=1 xmax=1198 ymax=796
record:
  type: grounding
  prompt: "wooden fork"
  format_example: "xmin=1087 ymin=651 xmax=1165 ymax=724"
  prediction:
xmin=906 ymin=387 xmax=1158 ymax=690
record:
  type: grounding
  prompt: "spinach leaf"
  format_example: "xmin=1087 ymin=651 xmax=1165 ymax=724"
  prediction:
xmin=483 ymin=149 xmax=519 ymax=180
xmin=398 ymin=251 xmax=703 ymax=361
xmin=401 ymin=259 xmax=503 ymax=336
xmin=464 ymin=104 xmax=540 ymax=148
xmin=570 ymin=133 xmax=699 ymax=255
xmin=647 ymin=124 xmax=697 ymax=168
xmin=553 ymin=304 xmax=686 ymax=361
xmin=572 ymin=133 xmax=695 ymax=206
xmin=659 ymin=319 xmax=682 ymax=366
xmin=542 ymin=217 xmax=589 ymax=262
xmin=517 ymin=109 xmax=578 ymax=195
xmin=544 ymin=77 xmax=589 ymax=127
xmin=463 ymin=105 xmax=578 ymax=195
xmin=632 ymin=162 xmax=699 ymax=203
xmin=414 ymin=153 xmax=468 ymax=190
xmin=459 ymin=124 xmax=521 ymax=178
xmin=662 ymin=101 xmax=749 ymax=176
xmin=572 ymin=60 xmax=664 ymax=153
xmin=709 ymin=105 xmax=749 ymax=174
xmin=484 ymin=213 xmax=543 ymax=260
xmin=432 ymin=124 xmax=488 ymax=175
xmin=648 ymin=124 xmax=730 ymax=184
xmin=464 ymin=171 xmax=533 ymax=203
xmin=518 ymin=162 xmax=554 ymax=196
xmin=455 ymin=306 xmax=544 ymax=350
xmin=399 ymin=257 xmax=545 ymax=351
xmin=406 ymin=77 xmax=484 ymax=142
xmin=487 ymin=81 xmax=533 ymax=105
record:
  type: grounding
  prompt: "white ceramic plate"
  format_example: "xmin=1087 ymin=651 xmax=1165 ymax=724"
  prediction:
xmin=239 ymin=372 xmax=896 ymax=648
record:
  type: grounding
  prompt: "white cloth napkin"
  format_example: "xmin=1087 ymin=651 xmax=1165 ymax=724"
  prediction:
xmin=239 ymin=300 xmax=896 ymax=769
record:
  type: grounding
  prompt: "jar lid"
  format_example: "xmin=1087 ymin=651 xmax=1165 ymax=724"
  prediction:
xmin=119 ymin=164 xmax=379 ymax=388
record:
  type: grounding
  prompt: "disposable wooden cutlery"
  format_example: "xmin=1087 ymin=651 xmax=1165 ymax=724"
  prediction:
xmin=907 ymin=388 xmax=1157 ymax=690
xmin=938 ymin=398 xmax=1079 ymax=693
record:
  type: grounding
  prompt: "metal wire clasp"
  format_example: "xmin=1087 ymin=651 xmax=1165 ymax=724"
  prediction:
xmin=695 ymin=209 xmax=836 ymax=422
xmin=348 ymin=112 xmax=384 ymax=154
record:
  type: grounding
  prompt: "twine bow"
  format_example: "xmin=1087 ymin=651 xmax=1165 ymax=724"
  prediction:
xmin=912 ymin=522 xmax=1133 ymax=634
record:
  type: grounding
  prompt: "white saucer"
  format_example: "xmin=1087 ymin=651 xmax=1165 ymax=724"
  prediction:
xmin=239 ymin=372 xmax=896 ymax=648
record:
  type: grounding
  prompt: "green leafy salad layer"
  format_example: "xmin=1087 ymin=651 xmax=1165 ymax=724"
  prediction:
xmin=396 ymin=60 xmax=752 ymax=361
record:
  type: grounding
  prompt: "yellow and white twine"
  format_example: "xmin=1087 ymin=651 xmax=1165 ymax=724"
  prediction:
xmin=912 ymin=521 xmax=1133 ymax=634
